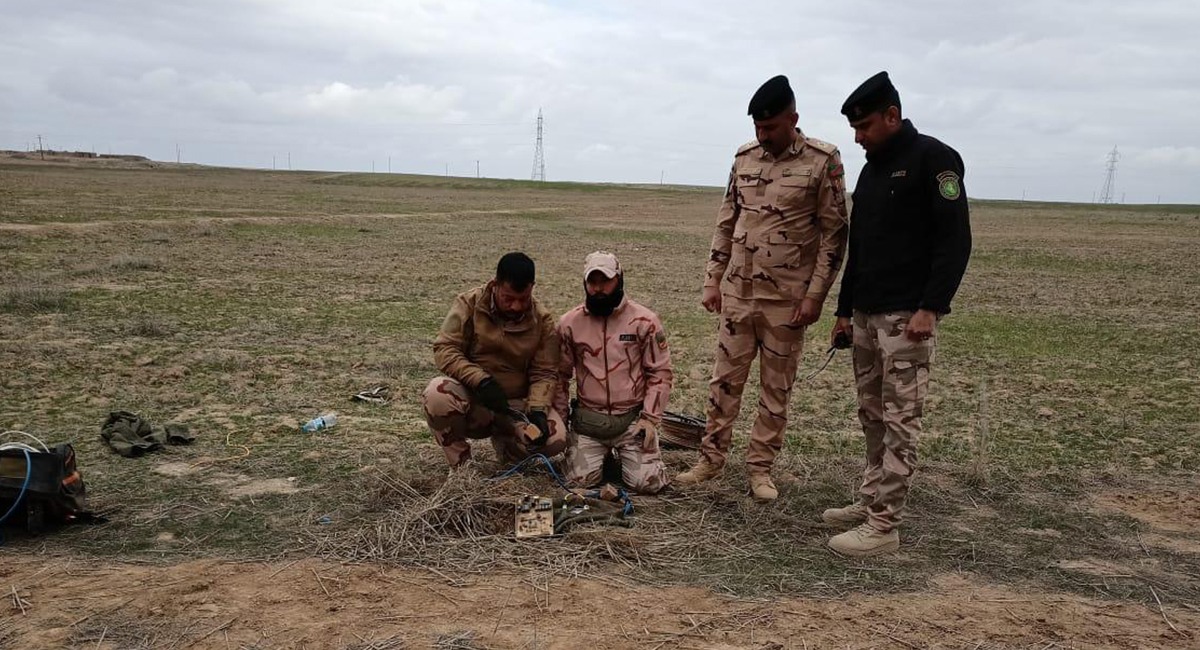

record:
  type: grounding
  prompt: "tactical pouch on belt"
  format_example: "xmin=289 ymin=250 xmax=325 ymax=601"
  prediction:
xmin=571 ymin=407 xmax=640 ymax=442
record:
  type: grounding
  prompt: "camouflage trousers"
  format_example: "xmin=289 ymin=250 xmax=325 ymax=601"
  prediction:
xmin=852 ymin=311 xmax=936 ymax=533
xmin=565 ymin=414 xmax=669 ymax=495
xmin=701 ymin=303 xmax=805 ymax=474
xmin=421 ymin=376 xmax=567 ymax=467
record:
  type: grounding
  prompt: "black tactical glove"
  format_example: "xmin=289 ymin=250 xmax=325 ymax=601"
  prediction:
xmin=833 ymin=329 xmax=852 ymax=350
xmin=474 ymin=377 xmax=510 ymax=413
xmin=526 ymin=410 xmax=551 ymax=447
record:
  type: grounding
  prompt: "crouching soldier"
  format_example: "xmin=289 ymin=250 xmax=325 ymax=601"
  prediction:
xmin=422 ymin=252 xmax=567 ymax=468
xmin=555 ymin=251 xmax=673 ymax=494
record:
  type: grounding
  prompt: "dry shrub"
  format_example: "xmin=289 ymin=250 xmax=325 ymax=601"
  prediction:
xmin=0 ymin=284 xmax=71 ymax=314
xmin=108 ymin=254 xmax=161 ymax=271
xmin=315 ymin=448 xmax=838 ymax=589
xmin=126 ymin=314 xmax=172 ymax=338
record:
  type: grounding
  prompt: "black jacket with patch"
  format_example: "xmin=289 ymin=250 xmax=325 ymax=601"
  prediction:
xmin=835 ymin=119 xmax=972 ymax=317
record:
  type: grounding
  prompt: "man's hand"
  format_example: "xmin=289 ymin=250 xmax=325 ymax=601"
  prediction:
xmin=634 ymin=417 xmax=659 ymax=452
xmin=701 ymin=286 xmax=722 ymax=314
xmin=791 ymin=297 xmax=822 ymax=326
xmin=526 ymin=410 xmax=551 ymax=447
xmin=474 ymin=377 xmax=510 ymax=413
xmin=830 ymin=317 xmax=853 ymax=349
xmin=905 ymin=309 xmax=938 ymax=341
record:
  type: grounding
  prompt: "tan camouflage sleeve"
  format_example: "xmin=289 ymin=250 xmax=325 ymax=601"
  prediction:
xmin=638 ymin=313 xmax=673 ymax=423
xmin=805 ymin=150 xmax=850 ymax=301
xmin=703 ymin=162 xmax=740 ymax=289
xmin=433 ymin=293 xmax=490 ymax=388
xmin=552 ymin=318 xmax=574 ymax=417
xmin=526 ymin=311 xmax=561 ymax=411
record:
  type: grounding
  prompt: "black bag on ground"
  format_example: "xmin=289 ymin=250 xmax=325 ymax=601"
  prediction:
xmin=0 ymin=443 xmax=88 ymax=535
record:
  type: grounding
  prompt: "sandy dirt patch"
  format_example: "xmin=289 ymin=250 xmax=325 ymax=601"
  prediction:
xmin=1 ymin=557 xmax=1194 ymax=649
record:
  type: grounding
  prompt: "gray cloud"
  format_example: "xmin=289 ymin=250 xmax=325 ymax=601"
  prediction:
xmin=2 ymin=0 xmax=1197 ymax=202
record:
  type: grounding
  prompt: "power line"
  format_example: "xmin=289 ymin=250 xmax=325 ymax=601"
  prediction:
xmin=531 ymin=108 xmax=545 ymax=182
xmin=1098 ymin=146 xmax=1119 ymax=204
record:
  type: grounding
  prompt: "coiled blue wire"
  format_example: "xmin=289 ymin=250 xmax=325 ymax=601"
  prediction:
xmin=488 ymin=453 xmax=633 ymax=516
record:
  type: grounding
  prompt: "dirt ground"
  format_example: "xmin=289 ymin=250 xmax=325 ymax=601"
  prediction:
xmin=2 ymin=156 xmax=1198 ymax=649
xmin=3 ymin=555 xmax=1195 ymax=649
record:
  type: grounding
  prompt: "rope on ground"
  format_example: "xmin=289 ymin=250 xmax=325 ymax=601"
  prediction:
xmin=189 ymin=430 xmax=251 ymax=469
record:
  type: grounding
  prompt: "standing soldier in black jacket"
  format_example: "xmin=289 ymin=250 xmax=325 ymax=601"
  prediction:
xmin=824 ymin=72 xmax=972 ymax=557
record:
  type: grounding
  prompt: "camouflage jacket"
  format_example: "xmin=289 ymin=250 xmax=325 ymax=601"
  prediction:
xmin=704 ymin=131 xmax=850 ymax=304
xmin=553 ymin=297 xmax=673 ymax=422
xmin=432 ymin=281 xmax=560 ymax=410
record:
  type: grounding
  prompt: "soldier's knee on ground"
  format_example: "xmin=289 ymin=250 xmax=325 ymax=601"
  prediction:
xmin=568 ymin=467 xmax=604 ymax=488
xmin=622 ymin=455 xmax=669 ymax=495
xmin=627 ymin=472 xmax=667 ymax=494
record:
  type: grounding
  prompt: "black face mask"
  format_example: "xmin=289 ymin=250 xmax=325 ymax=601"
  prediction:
xmin=585 ymin=276 xmax=624 ymax=317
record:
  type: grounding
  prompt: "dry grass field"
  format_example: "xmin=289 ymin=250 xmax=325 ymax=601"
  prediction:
xmin=1 ymin=156 xmax=1198 ymax=648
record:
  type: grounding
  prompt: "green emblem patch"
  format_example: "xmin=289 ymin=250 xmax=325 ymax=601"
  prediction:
xmin=936 ymin=171 xmax=961 ymax=200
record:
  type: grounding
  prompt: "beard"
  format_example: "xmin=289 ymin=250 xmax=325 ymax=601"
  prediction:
xmin=585 ymin=276 xmax=624 ymax=317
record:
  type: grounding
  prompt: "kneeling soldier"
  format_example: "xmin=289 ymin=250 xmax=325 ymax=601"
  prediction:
xmin=422 ymin=252 xmax=567 ymax=468
xmin=555 ymin=251 xmax=673 ymax=494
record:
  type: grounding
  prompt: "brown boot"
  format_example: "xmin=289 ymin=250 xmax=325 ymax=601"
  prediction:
xmin=828 ymin=523 xmax=899 ymax=557
xmin=748 ymin=474 xmax=778 ymax=502
xmin=675 ymin=458 xmax=722 ymax=485
xmin=821 ymin=502 xmax=870 ymax=527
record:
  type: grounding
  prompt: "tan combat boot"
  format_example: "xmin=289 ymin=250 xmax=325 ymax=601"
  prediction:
xmin=748 ymin=474 xmax=778 ymax=502
xmin=827 ymin=523 xmax=900 ymax=557
xmin=821 ymin=502 xmax=870 ymax=527
xmin=675 ymin=458 xmax=722 ymax=485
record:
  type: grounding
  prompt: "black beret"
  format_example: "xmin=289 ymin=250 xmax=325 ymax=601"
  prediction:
xmin=748 ymin=75 xmax=795 ymax=121
xmin=841 ymin=71 xmax=901 ymax=120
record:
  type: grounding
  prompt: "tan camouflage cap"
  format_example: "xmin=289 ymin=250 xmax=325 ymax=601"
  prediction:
xmin=583 ymin=251 xmax=621 ymax=279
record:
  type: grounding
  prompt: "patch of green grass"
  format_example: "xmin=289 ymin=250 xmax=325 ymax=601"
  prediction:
xmin=229 ymin=221 xmax=369 ymax=240
xmin=570 ymin=225 xmax=683 ymax=245
xmin=306 ymin=172 xmax=710 ymax=195
xmin=496 ymin=210 xmax=563 ymax=222
xmin=970 ymin=247 xmax=1149 ymax=275
xmin=125 ymin=314 xmax=173 ymax=338
xmin=108 ymin=254 xmax=162 ymax=271
xmin=974 ymin=198 xmax=1200 ymax=216
xmin=942 ymin=311 xmax=1160 ymax=361
xmin=913 ymin=472 xmax=1200 ymax=607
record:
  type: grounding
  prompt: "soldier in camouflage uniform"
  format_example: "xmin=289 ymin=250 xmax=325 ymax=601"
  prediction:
xmin=422 ymin=252 xmax=567 ymax=468
xmin=824 ymin=72 xmax=972 ymax=556
xmin=555 ymin=252 xmax=673 ymax=494
xmin=676 ymin=75 xmax=849 ymax=502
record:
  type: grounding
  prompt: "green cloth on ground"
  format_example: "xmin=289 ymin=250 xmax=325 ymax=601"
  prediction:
xmin=100 ymin=410 xmax=193 ymax=458
xmin=164 ymin=423 xmax=194 ymax=445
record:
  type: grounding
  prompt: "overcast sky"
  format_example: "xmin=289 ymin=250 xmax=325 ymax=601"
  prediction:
xmin=2 ymin=0 xmax=1198 ymax=203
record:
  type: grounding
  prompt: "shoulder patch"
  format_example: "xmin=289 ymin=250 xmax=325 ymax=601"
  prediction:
xmin=735 ymin=140 xmax=761 ymax=156
xmin=936 ymin=171 xmax=962 ymax=200
xmin=805 ymin=138 xmax=838 ymax=156
xmin=654 ymin=330 xmax=668 ymax=350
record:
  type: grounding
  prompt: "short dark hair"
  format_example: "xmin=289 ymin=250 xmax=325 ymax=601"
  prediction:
xmin=496 ymin=252 xmax=535 ymax=291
